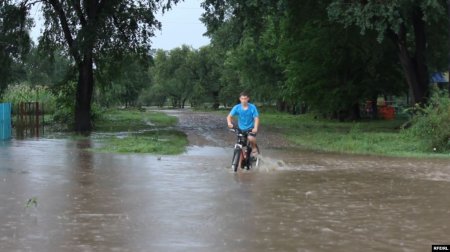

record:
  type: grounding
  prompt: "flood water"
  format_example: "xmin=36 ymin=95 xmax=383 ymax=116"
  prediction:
xmin=1 ymin=111 xmax=450 ymax=251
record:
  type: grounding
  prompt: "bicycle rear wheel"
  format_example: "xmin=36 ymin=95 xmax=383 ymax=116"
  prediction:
xmin=250 ymin=144 xmax=260 ymax=169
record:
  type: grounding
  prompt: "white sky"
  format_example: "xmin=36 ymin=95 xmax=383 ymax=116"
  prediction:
xmin=29 ymin=0 xmax=211 ymax=50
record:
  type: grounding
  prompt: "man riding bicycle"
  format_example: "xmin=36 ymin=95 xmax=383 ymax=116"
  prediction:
xmin=227 ymin=92 xmax=260 ymax=156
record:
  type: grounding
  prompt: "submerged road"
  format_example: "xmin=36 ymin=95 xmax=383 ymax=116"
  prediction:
xmin=0 ymin=109 xmax=449 ymax=252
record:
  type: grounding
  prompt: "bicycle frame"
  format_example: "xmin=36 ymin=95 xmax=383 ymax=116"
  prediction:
xmin=230 ymin=128 xmax=254 ymax=171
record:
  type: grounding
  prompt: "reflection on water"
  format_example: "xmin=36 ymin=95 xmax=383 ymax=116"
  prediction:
xmin=0 ymin=140 xmax=450 ymax=251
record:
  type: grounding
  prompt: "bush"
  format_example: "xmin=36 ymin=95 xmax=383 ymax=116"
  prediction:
xmin=405 ymin=90 xmax=450 ymax=152
xmin=51 ymin=81 xmax=76 ymax=128
xmin=0 ymin=84 xmax=57 ymax=114
xmin=51 ymin=81 xmax=103 ymax=129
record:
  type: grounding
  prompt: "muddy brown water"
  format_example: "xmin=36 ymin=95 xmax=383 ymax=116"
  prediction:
xmin=1 ymin=109 xmax=450 ymax=252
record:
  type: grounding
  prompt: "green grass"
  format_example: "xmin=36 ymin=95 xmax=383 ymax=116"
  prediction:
xmin=95 ymin=130 xmax=188 ymax=155
xmin=94 ymin=109 xmax=177 ymax=132
xmin=92 ymin=109 xmax=187 ymax=155
xmin=262 ymin=112 xmax=450 ymax=158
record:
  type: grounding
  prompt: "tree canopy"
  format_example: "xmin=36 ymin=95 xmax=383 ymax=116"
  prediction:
xmin=0 ymin=1 xmax=31 ymax=94
xmin=16 ymin=0 xmax=179 ymax=131
xmin=2 ymin=0 xmax=449 ymax=125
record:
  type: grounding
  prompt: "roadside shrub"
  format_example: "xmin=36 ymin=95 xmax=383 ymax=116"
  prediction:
xmin=52 ymin=81 xmax=76 ymax=128
xmin=1 ymin=84 xmax=57 ymax=114
xmin=405 ymin=90 xmax=450 ymax=152
xmin=52 ymin=81 xmax=104 ymax=130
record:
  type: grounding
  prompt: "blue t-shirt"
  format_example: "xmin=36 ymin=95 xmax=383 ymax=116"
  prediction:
xmin=229 ymin=103 xmax=259 ymax=131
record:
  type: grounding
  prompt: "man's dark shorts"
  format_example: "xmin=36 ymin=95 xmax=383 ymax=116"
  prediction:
xmin=238 ymin=128 xmax=257 ymax=137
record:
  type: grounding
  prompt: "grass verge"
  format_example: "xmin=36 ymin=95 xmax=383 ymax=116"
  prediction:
xmin=93 ymin=109 xmax=187 ymax=155
xmin=95 ymin=130 xmax=188 ymax=154
xmin=262 ymin=113 xmax=450 ymax=158
xmin=95 ymin=109 xmax=177 ymax=131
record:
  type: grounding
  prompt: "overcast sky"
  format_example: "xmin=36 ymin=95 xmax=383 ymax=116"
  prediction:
xmin=29 ymin=0 xmax=211 ymax=50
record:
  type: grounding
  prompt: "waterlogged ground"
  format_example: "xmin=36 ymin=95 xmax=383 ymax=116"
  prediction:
xmin=1 ymin=109 xmax=450 ymax=252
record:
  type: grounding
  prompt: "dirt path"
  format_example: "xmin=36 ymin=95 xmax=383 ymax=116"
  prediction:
xmin=163 ymin=109 xmax=291 ymax=149
xmin=163 ymin=109 xmax=450 ymax=174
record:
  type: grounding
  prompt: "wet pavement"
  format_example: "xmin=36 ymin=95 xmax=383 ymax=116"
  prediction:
xmin=1 ymin=110 xmax=450 ymax=252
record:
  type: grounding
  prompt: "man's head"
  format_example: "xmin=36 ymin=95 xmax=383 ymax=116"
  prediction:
xmin=239 ymin=92 xmax=250 ymax=105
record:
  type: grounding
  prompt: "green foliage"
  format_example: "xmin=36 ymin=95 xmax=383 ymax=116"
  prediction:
xmin=96 ymin=130 xmax=187 ymax=154
xmin=200 ymin=0 xmax=410 ymax=115
xmin=189 ymin=46 xmax=222 ymax=108
xmin=263 ymin=111 xmax=448 ymax=157
xmin=52 ymin=81 xmax=107 ymax=130
xmin=278 ymin=1 xmax=404 ymax=118
xmin=327 ymin=0 xmax=447 ymax=106
xmin=405 ymin=91 xmax=450 ymax=152
xmin=327 ymin=0 xmax=445 ymax=41
xmin=92 ymin=109 xmax=187 ymax=154
xmin=149 ymin=46 xmax=199 ymax=108
xmin=138 ymin=83 xmax=168 ymax=107
xmin=51 ymin=81 xmax=76 ymax=128
xmin=96 ymin=53 xmax=151 ymax=107
xmin=25 ymin=197 xmax=38 ymax=208
xmin=50 ymin=79 xmax=103 ymax=130
xmin=18 ymin=0 xmax=183 ymax=131
xmin=1 ymin=84 xmax=57 ymax=114
xmin=24 ymin=46 xmax=73 ymax=86
xmin=37 ymin=0 xmax=180 ymax=61
xmin=201 ymin=0 xmax=286 ymax=106
xmin=0 ymin=1 xmax=32 ymax=93
xmin=94 ymin=109 xmax=177 ymax=132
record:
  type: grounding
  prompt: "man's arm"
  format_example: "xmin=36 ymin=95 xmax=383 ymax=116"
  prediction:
xmin=252 ymin=117 xmax=259 ymax=133
xmin=227 ymin=114 xmax=234 ymax=128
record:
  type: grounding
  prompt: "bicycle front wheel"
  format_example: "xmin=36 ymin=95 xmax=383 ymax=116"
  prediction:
xmin=231 ymin=148 xmax=241 ymax=172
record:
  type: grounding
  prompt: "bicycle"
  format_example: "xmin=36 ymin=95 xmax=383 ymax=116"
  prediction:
xmin=229 ymin=127 xmax=260 ymax=172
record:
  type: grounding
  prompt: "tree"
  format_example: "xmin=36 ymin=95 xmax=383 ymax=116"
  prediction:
xmin=188 ymin=45 xmax=222 ymax=108
xmin=276 ymin=0 xmax=406 ymax=119
xmin=201 ymin=0 xmax=286 ymax=107
xmin=328 ymin=0 xmax=447 ymax=105
xmin=96 ymin=53 xmax=151 ymax=107
xmin=21 ymin=0 xmax=179 ymax=131
xmin=0 ymin=1 xmax=31 ymax=94
xmin=150 ymin=46 xmax=196 ymax=108
xmin=24 ymin=46 xmax=72 ymax=86
xmin=200 ymin=0 xmax=410 ymax=117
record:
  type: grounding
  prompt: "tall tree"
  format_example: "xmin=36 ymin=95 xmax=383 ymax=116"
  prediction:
xmin=0 ymin=1 xmax=31 ymax=94
xmin=96 ymin=53 xmax=151 ymax=107
xmin=189 ymin=46 xmax=222 ymax=108
xmin=278 ymin=0 xmax=404 ymax=119
xmin=328 ymin=0 xmax=447 ymax=105
xmin=24 ymin=46 xmax=72 ymax=86
xmin=201 ymin=0 xmax=286 ymax=107
xmin=151 ymin=46 xmax=196 ymax=108
xmin=22 ymin=0 xmax=179 ymax=131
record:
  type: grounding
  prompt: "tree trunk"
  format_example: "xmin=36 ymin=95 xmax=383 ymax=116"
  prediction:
xmin=276 ymin=100 xmax=287 ymax=112
xmin=393 ymin=8 xmax=429 ymax=105
xmin=74 ymin=55 xmax=94 ymax=132
xmin=371 ymin=96 xmax=378 ymax=119
xmin=212 ymin=91 xmax=220 ymax=109
xmin=447 ymin=0 xmax=450 ymax=97
xmin=351 ymin=102 xmax=361 ymax=121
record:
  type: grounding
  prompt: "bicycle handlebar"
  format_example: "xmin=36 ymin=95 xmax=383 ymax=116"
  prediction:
xmin=228 ymin=127 xmax=254 ymax=135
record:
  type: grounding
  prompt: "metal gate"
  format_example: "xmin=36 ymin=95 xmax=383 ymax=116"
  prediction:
xmin=0 ymin=103 xmax=12 ymax=140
